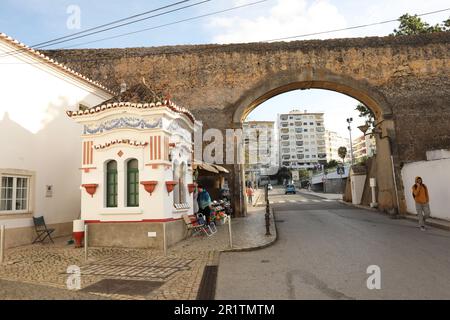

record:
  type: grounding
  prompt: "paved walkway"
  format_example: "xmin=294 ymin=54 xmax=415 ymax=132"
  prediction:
xmin=0 ymin=207 xmax=276 ymax=300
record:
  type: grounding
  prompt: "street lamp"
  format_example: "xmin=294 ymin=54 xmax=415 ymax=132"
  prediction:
xmin=346 ymin=117 xmax=354 ymax=165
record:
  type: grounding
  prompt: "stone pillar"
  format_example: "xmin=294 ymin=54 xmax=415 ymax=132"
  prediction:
xmin=374 ymin=117 xmax=403 ymax=214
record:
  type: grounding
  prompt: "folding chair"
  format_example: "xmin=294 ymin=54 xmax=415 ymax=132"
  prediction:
xmin=32 ymin=216 xmax=55 ymax=244
xmin=197 ymin=213 xmax=217 ymax=234
xmin=182 ymin=214 xmax=213 ymax=237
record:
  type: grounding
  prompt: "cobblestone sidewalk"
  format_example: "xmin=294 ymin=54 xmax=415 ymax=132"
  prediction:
xmin=0 ymin=207 xmax=276 ymax=300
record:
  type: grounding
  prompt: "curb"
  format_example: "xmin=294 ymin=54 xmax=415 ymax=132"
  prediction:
xmin=220 ymin=208 xmax=278 ymax=253
xmin=339 ymin=201 xmax=450 ymax=231
xmin=404 ymin=215 xmax=450 ymax=231
xmin=338 ymin=200 xmax=380 ymax=212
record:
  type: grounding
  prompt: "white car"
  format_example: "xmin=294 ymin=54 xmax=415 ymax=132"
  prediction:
xmin=267 ymin=184 xmax=273 ymax=191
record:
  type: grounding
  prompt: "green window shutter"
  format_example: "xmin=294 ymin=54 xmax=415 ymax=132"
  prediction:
xmin=127 ymin=159 xmax=139 ymax=207
xmin=106 ymin=161 xmax=118 ymax=208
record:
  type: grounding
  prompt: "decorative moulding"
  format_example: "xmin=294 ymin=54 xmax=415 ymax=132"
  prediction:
xmin=165 ymin=181 xmax=178 ymax=194
xmin=82 ymin=184 xmax=98 ymax=197
xmin=140 ymin=181 xmax=158 ymax=195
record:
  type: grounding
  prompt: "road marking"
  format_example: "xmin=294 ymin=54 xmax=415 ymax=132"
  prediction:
xmin=312 ymin=200 xmax=321 ymax=203
xmin=278 ymin=201 xmax=286 ymax=203
xmin=289 ymin=200 xmax=297 ymax=203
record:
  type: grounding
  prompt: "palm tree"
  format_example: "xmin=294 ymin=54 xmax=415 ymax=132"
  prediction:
xmin=338 ymin=147 xmax=347 ymax=164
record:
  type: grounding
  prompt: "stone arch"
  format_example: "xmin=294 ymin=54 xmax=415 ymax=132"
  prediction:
xmin=232 ymin=67 xmax=392 ymax=124
xmin=230 ymin=67 xmax=401 ymax=216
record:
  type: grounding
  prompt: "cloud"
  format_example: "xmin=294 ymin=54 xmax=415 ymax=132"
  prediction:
xmin=209 ymin=0 xmax=349 ymax=43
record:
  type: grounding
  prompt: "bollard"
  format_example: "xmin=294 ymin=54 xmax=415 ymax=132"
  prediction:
xmin=228 ymin=216 xmax=233 ymax=248
xmin=265 ymin=184 xmax=271 ymax=236
xmin=84 ymin=224 xmax=88 ymax=262
xmin=0 ymin=225 xmax=5 ymax=264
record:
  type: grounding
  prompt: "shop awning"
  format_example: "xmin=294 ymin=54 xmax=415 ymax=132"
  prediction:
xmin=212 ymin=164 xmax=230 ymax=174
xmin=193 ymin=162 xmax=230 ymax=174
xmin=193 ymin=162 xmax=219 ymax=173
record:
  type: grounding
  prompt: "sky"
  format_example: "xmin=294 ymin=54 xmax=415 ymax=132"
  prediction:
xmin=1 ymin=0 xmax=449 ymax=136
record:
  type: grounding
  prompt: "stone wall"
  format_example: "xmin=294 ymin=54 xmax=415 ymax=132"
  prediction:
xmin=44 ymin=32 xmax=450 ymax=162
xmin=44 ymin=32 xmax=450 ymax=215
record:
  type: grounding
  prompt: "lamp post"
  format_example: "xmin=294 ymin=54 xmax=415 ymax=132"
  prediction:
xmin=346 ymin=118 xmax=354 ymax=165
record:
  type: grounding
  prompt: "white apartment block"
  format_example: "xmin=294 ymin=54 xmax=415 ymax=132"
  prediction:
xmin=324 ymin=130 xmax=351 ymax=163
xmin=352 ymin=135 xmax=376 ymax=162
xmin=277 ymin=110 xmax=326 ymax=169
xmin=243 ymin=121 xmax=278 ymax=170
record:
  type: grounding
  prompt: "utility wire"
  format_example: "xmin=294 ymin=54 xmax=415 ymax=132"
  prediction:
xmin=35 ymin=0 xmax=193 ymax=48
xmin=0 ymin=0 xmax=209 ymax=58
xmin=61 ymin=0 xmax=270 ymax=49
xmin=0 ymin=5 xmax=448 ymax=66
xmin=263 ymin=7 xmax=450 ymax=42
xmin=36 ymin=0 xmax=212 ymax=49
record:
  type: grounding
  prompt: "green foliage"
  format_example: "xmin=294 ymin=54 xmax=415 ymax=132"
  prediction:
xmin=338 ymin=147 xmax=347 ymax=162
xmin=275 ymin=166 xmax=292 ymax=184
xmin=391 ymin=14 xmax=450 ymax=36
xmin=356 ymin=156 xmax=369 ymax=166
xmin=298 ymin=169 xmax=310 ymax=180
xmin=355 ymin=103 xmax=375 ymax=128
xmin=324 ymin=160 xmax=339 ymax=169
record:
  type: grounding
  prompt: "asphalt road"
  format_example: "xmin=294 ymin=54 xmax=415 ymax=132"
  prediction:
xmin=215 ymin=188 xmax=450 ymax=300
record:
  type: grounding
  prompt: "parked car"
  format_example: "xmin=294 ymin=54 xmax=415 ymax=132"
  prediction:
xmin=285 ymin=184 xmax=296 ymax=194
xmin=267 ymin=183 xmax=273 ymax=191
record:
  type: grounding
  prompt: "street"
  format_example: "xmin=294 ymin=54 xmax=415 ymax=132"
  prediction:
xmin=215 ymin=188 xmax=450 ymax=300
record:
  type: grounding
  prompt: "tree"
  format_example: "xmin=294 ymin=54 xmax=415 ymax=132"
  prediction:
xmin=355 ymin=103 xmax=375 ymax=129
xmin=391 ymin=14 xmax=450 ymax=36
xmin=324 ymin=160 xmax=339 ymax=169
xmin=275 ymin=166 xmax=292 ymax=185
xmin=298 ymin=169 xmax=310 ymax=180
xmin=338 ymin=147 xmax=347 ymax=164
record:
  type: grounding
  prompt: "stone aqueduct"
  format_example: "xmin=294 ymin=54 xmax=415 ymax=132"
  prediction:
xmin=46 ymin=32 xmax=450 ymax=216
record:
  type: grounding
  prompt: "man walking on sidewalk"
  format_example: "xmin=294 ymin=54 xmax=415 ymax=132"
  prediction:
xmin=412 ymin=176 xmax=430 ymax=231
xmin=246 ymin=185 xmax=254 ymax=206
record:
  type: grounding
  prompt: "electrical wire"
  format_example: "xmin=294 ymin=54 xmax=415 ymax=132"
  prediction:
xmin=0 ymin=0 xmax=210 ymax=58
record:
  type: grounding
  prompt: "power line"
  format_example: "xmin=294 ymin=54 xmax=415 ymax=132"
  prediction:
xmin=35 ymin=0 xmax=193 ymax=48
xmin=0 ymin=5 xmax=448 ymax=66
xmin=0 ymin=0 xmax=209 ymax=58
xmin=263 ymin=7 xmax=450 ymax=42
xmin=61 ymin=0 xmax=270 ymax=49
xmin=36 ymin=0 xmax=212 ymax=49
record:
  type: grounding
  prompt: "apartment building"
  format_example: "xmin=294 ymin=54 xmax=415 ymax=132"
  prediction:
xmin=324 ymin=130 xmax=351 ymax=163
xmin=243 ymin=121 xmax=278 ymax=184
xmin=277 ymin=110 xmax=326 ymax=169
xmin=352 ymin=134 xmax=376 ymax=163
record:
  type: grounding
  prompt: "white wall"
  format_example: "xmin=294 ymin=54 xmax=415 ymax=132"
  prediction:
xmin=0 ymin=39 xmax=112 ymax=228
xmin=79 ymin=112 xmax=194 ymax=222
xmin=401 ymin=159 xmax=450 ymax=221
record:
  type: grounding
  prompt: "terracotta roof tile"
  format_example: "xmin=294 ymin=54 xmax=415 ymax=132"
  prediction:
xmin=0 ymin=32 xmax=116 ymax=95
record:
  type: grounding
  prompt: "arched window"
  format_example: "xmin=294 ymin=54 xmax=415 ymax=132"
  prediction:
xmin=106 ymin=160 xmax=118 ymax=208
xmin=127 ymin=159 xmax=139 ymax=207
xmin=173 ymin=162 xmax=180 ymax=205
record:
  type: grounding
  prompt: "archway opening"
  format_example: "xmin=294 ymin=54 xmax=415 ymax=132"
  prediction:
xmin=233 ymin=80 xmax=399 ymax=216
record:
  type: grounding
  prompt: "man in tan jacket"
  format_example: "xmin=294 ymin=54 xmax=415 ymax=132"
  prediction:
xmin=412 ymin=176 xmax=430 ymax=231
